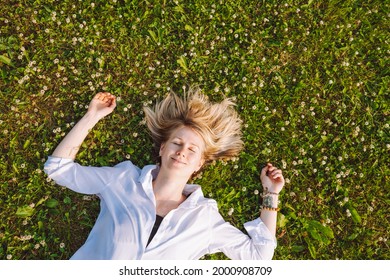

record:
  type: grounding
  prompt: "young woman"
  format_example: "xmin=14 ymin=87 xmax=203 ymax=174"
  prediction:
xmin=44 ymin=88 xmax=285 ymax=260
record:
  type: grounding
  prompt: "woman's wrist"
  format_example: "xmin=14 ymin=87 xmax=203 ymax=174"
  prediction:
xmin=261 ymin=189 xmax=280 ymax=211
xmin=82 ymin=111 xmax=103 ymax=126
xmin=51 ymin=113 xmax=99 ymax=159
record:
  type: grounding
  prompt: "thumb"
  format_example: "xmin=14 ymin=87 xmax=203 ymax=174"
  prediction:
xmin=109 ymin=97 xmax=117 ymax=108
xmin=261 ymin=163 xmax=272 ymax=178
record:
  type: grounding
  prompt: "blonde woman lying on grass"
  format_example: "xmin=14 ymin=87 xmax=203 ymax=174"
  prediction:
xmin=44 ymin=87 xmax=285 ymax=259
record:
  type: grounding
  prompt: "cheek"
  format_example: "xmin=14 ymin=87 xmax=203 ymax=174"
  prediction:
xmin=193 ymin=154 xmax=204 ymax=167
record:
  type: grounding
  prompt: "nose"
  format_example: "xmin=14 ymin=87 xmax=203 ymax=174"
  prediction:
xmin=176 ymin=149 xmax=185 ymax=157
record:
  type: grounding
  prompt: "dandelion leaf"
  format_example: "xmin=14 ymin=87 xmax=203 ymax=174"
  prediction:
xmin=16 ymin=205 xmax=34 ymax=218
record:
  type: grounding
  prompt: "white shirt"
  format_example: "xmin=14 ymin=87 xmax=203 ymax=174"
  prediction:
xmin=44 ymin=156 xmax=277 ymax=260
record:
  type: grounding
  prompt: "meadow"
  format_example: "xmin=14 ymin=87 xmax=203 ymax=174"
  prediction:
xmin=0 ymin=0 xmax=388 ymax=260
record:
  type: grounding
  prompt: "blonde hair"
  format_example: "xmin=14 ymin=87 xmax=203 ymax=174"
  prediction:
xmin=143 ymin=87 xmax=243 ymax=164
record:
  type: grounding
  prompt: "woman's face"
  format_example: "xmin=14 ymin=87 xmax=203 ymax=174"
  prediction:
xmin=159 ymin=126 xmax=205 ymax=178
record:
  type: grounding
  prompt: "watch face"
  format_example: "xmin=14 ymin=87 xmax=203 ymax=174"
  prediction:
xmin=264 ymin=196 xmax=273 ymax=207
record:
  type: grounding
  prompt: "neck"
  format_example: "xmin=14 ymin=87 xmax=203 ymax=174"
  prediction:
xmin=153 ymin=169 xmax=189 ymax=201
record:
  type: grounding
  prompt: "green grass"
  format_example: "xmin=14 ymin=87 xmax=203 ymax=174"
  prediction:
xmin=0 ymin=0 xmax=388 ymax=260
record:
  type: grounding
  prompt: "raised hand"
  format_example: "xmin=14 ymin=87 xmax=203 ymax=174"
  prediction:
xmin=51 ymin=92 xmax=117 ymax=159
xmin=87 ymin=92 xmax=117 ymax=120
xmin=260 ymin=163 xmax=285 ymax=194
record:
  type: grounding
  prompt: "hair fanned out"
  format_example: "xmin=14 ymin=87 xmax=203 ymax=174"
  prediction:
xmin=143 ymin=87 xmax=244 ymax=163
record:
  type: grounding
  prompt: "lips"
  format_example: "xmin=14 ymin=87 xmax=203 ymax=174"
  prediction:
xmin=171 ymin=157 xmax=186 ymax=164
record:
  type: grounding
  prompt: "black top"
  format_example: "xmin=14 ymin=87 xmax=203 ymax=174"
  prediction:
xmin=146 ymin=215 xmax=164 ymax=247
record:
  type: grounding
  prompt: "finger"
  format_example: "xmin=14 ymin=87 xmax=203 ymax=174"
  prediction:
xmin=97 ymin=94 xmax=107 ymax=101
xmin=109 ymin=96 xmax=117 ymax=107
xmin=261 ymin=164 xmax=270 ymax=177
xmin=274 ymin=169 xmax=283 ymax=176
xmin=105 ymin=96 xmax=115 ymax=107
xmin=94 ymin=92 xmax=104 ymax=99
xmin=96 ymin=92 xmax=111 ymax=99
xmin=103 ymin=95 xmax=114 ymax=103
xmin=272 ymin=172 xmax=283 ymax=180
xmin=271 ymin=168 xmax=282 ymax=174
xmin=269 ymin=164 xmax=280 ymax=171
xmin=274 ymin=172 xmax=285 ymax=181
xmin=267 ymin=167 xmax=278 ymax=177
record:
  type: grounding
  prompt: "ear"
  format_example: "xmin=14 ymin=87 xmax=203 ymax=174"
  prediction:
xmin=159 ymin=142 xmax=166 ymax=156
xmin=196 ymin=157 xmax=205 ymax=171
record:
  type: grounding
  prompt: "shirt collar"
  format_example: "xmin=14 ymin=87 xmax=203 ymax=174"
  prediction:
xmin=138 ymin=164 xmax=205 ymax=209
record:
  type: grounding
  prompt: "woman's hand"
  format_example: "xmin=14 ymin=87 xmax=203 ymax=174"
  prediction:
xmin=51 ymin=92 xmax=116 ymax=159
xmin=87 ymin=92 xmax=117 ymax=120
xmin=260 ymin=163 xmax=285 ymax=194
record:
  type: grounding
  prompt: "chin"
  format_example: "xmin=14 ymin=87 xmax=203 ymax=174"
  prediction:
xmin=161 ymin=164 xmax=192 ymax=177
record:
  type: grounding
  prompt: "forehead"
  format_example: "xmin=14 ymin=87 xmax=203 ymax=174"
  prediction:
xmin=170 ymin=126 xmax=205 ymax=148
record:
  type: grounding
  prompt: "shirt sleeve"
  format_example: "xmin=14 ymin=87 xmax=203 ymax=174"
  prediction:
xmin=44 ymin=156 xmax=135 ymax=195
xmin=208 ymin=210 xmax=277 ymax=260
